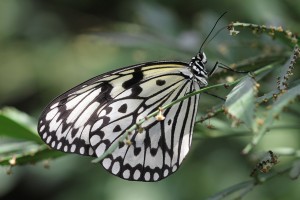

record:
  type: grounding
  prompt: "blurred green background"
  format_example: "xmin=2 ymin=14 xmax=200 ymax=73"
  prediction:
xmin=0 ymin=0 xmax=300 ymax=199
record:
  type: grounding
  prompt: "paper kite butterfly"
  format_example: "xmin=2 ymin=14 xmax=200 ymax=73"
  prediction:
xmin=37 ymin=13 xmax=227 ymax=181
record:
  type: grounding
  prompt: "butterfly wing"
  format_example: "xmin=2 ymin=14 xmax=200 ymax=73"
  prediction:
xmin=38 ymin=61 xmax=201 ymax=181
xmin=99 ymin=78 xmax=200 ymax=181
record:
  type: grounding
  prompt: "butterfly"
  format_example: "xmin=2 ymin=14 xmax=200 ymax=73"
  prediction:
xmin=37 ymin=13 xmax=226 ymax=182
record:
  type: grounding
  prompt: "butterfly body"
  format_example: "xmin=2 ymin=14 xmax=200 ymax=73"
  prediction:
xmin=38 ymin=51 xmax=209 ymax=181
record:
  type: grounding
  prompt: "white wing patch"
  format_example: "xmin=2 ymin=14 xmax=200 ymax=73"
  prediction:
xmin=38 ymin=61 xmax=203 ymax=181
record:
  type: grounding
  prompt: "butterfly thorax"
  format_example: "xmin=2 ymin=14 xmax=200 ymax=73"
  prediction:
xmin=188 ymin=52 xmax=208 ymax=87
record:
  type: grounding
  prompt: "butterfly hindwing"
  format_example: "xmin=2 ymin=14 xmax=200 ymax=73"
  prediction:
xmin=97 ymin=80 xmax=200 ymax=181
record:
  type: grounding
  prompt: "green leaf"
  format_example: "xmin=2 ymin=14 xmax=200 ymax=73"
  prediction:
xmin=263 ymin=84 xmax=300 ymax=129
xmin=243 ymin=84 xmax=300 ymax=154
xmin=224 ymin=76 xmax=258 ymax=130
xmin=0 ymin=107 xmax=42 ymax=143
xmin=289 ymin=160 xmax=300 ymax=180
xmin=206 ymin=180 xmax=254 ymax=200
xmin=0 ymin=107 xmax=66 ymax=166
xmin=0 ymin=141 xmax=36 ymax=155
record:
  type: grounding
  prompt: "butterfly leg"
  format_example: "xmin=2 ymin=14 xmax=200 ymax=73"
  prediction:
xmin=208 ymin=61 xmax=249 ymax=77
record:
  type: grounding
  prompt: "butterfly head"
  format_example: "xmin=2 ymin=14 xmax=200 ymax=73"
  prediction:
xmin=189 ymin=52 xmax=208 ymax=86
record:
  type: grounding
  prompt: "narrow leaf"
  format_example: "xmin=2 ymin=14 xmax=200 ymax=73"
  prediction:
xmin=0 ymin=107 xmax=42 ymax=143
xmin=206 ymin=180 xmax=254 ymax=200
xmin=243 ymin=84 xmax=300 ymax=154
xmin=0 ymin=141 xmax=36 ymax=154
xmin=224 ymin=76 xmax=258 ymax=130
xmin=289 ymin=160 xmax=300 ymax=180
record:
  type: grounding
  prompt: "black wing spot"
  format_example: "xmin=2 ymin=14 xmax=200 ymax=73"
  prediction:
xmin=106 ymin=106 xmax=113 ymax=115
xmin=113 ymin=125 xmax=122 ymax=132
xmin=118 ymin=103 xmax=128 ymax=113
xmin=122 ymin=68 xmax=144 ymax=89
xmin=119 ymin=141 xmax=125 ymax=148
xmin=156 ymin=79 xmax=166 ymax=86
xmin=134 ymin=147 xmax=142 ymax=156
xmin=70 ymin=128 xmax=77 ymax=138
xmin=132 ymin=85 xmax=143 ymax=96
xmin=168 ymin=119 xmax=172 ymax=125
xmin=150 ymin=148 xmax=158 ymax=156
xmin=99 ymin=130 xmax=105 ymax=139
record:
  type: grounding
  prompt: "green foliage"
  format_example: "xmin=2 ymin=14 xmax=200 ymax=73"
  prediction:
xmin=0 ymin=108 xmax=65 ymax=166
xmin=0 ymin=107 xmax=41 ymax=142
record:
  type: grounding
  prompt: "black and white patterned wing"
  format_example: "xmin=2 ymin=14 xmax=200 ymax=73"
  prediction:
xmin=98 ymin=78 xmax=200 ymax=181
xmin=38 ymin=61 xmax=202 ymax=181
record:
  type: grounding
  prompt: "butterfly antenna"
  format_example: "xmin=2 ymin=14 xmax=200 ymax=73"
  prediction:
xmin=199 ymin=11 xmax=227 ymax=53
xmin=207 ymin=25 xmax=228 ymax=44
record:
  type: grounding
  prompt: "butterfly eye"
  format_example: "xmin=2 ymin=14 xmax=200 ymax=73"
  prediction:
xmin=196 ymin=52 xmax=207 ymax=64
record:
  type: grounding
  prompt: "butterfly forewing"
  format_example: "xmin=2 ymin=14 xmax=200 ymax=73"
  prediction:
xmin=38 ymin=61 xmax=202 ymax=181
